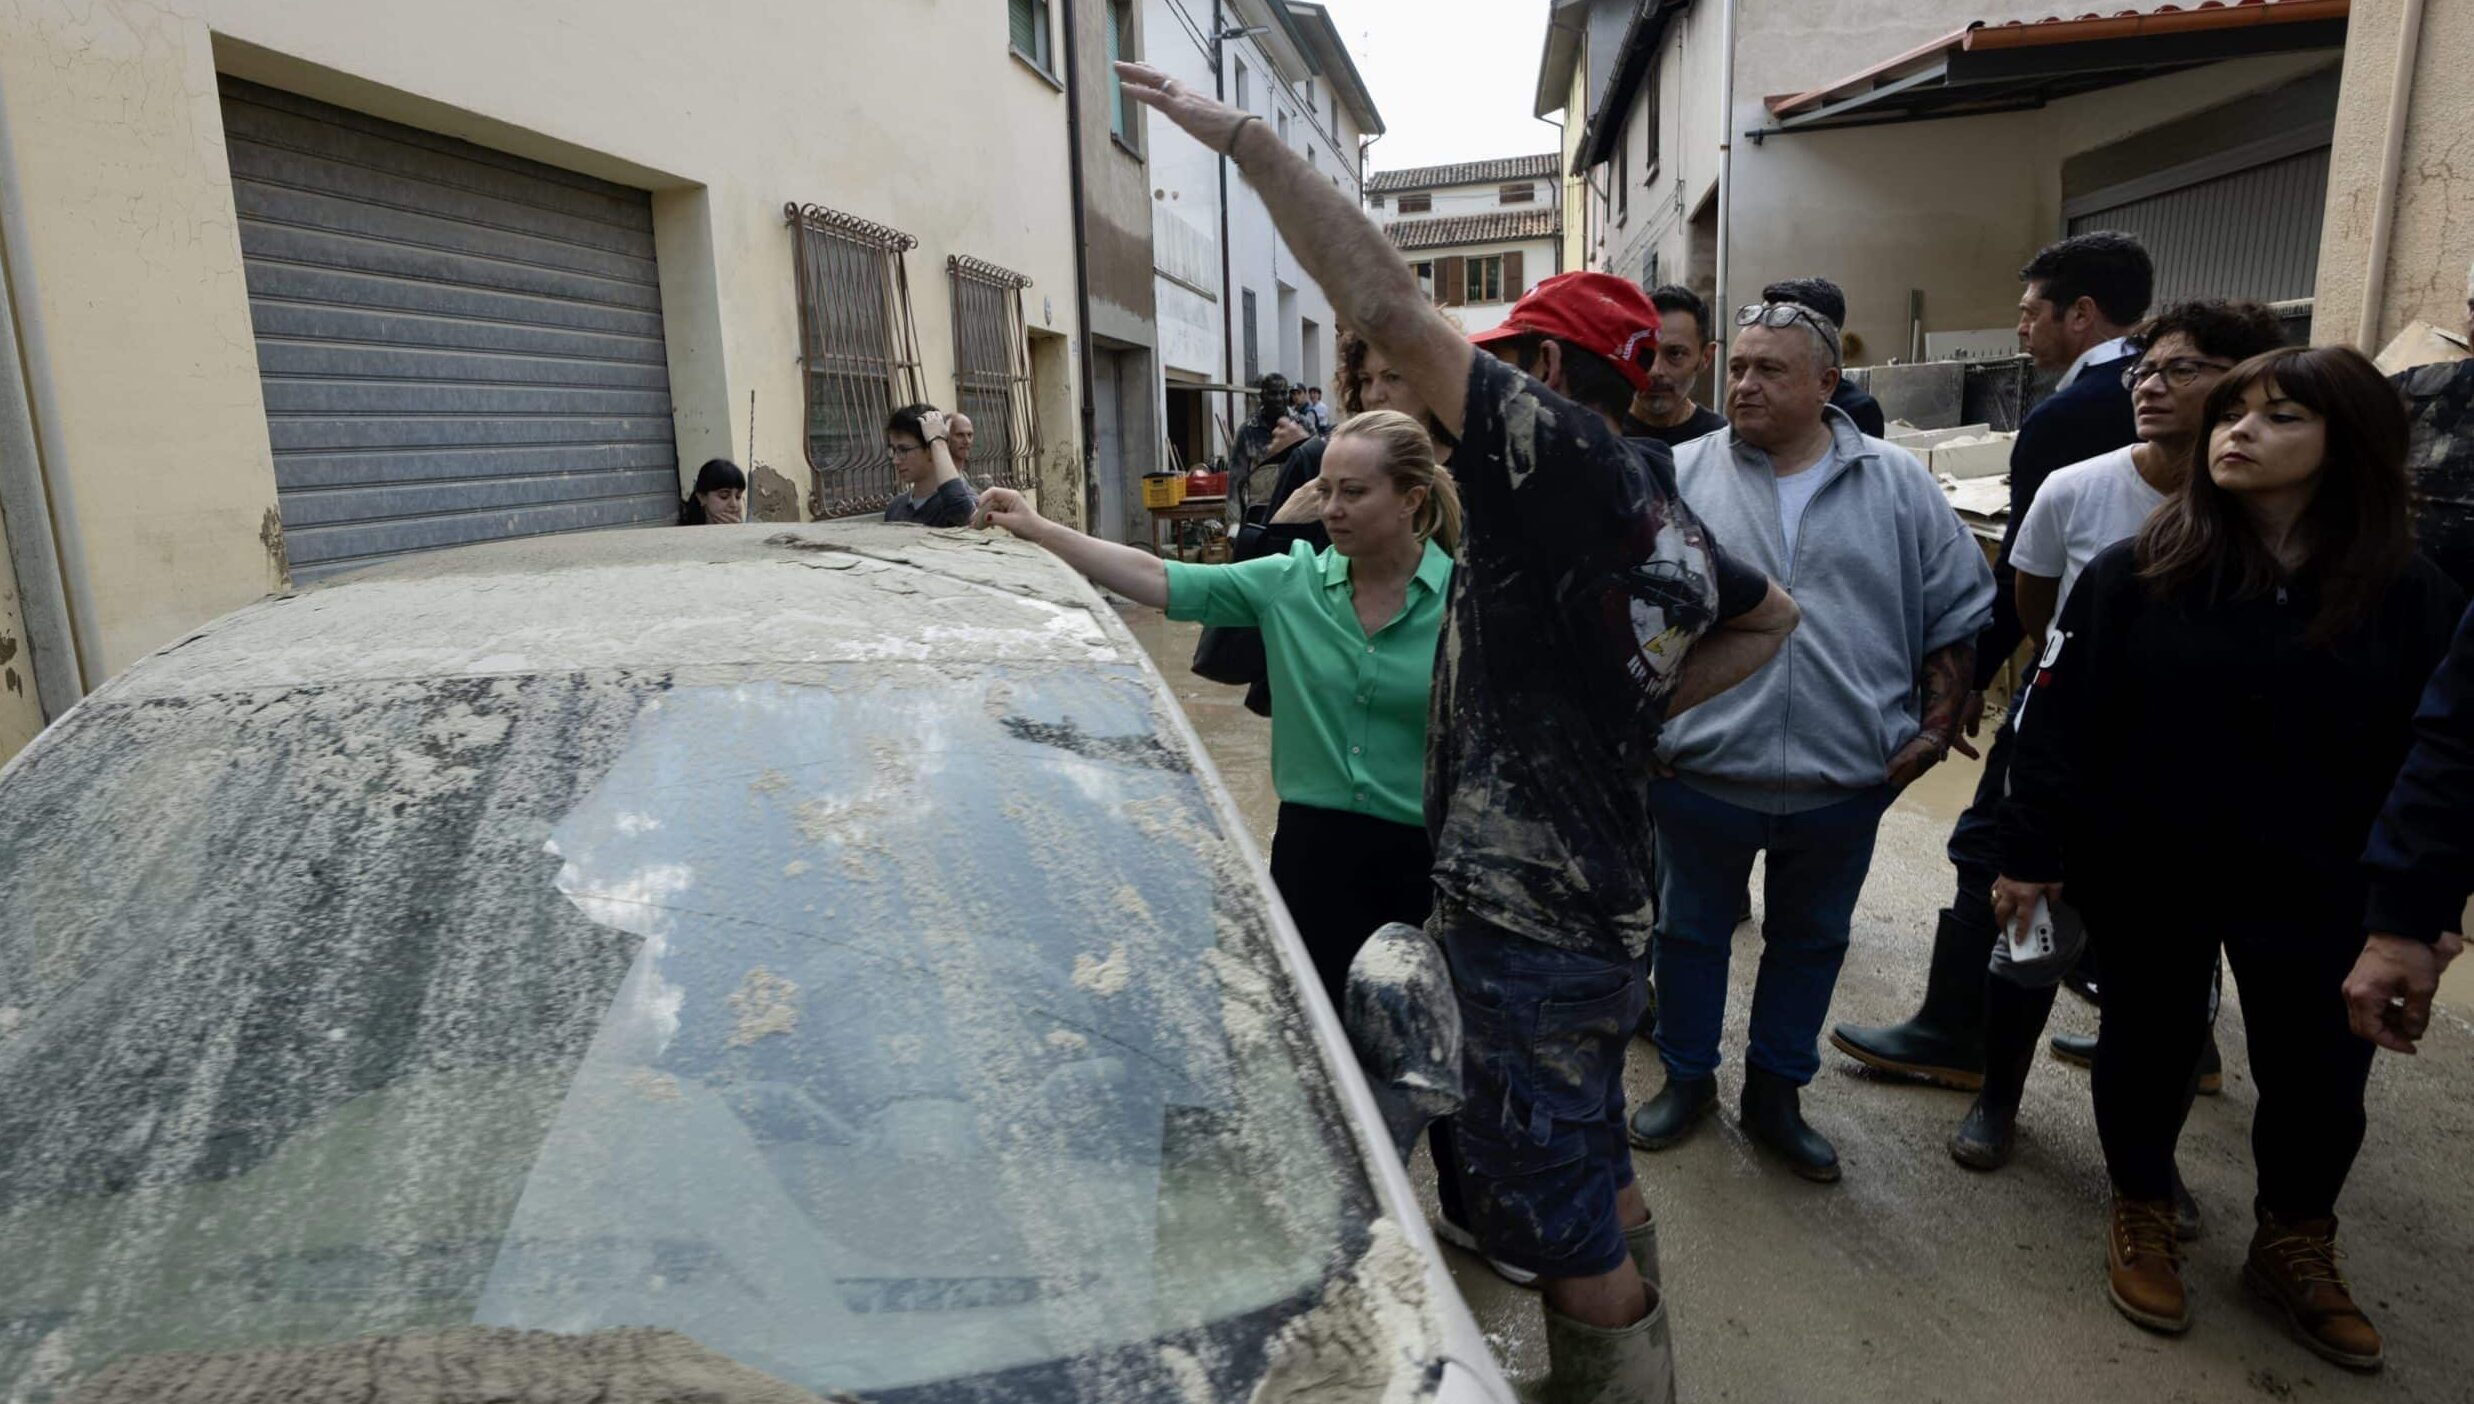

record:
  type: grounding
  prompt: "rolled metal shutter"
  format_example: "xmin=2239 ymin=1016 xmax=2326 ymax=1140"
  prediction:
xmin=2066 ymin=146 xmax=2330 ymax=308
xmin=221 ymin=79 xmax=680 ymax=582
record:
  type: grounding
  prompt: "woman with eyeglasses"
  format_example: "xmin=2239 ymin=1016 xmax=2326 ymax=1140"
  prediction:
xmin=1991 ymin=346 xmax=2463 ymax=1369
xmin=883 ymin=404 xmax=979 ymax=527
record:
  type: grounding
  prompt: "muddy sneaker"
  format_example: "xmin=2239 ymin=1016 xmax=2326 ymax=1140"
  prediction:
xmin=2245 ymin=1213 xmax=2383 ymax=1372
xmin=1433 ymin=1213 xmax=1540 ymax=1289
xmin=2106 ymin=1195 xmax=2191 ymax=1333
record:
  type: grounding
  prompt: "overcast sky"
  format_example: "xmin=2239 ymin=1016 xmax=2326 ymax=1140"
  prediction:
xmin=1316 ymin=0 xmax=1562 ymax=175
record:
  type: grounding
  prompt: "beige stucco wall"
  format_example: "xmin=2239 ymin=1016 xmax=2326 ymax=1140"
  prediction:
xmin=1559 ymin=65 xmax=1589 ymax=274
xmin=1728 ymin=51 xmax=2340 ymax=361
xmin=2314 ymin=0 xmax=2474 ymax=350
xmin=0 ymin=0 xmax=1083 ymax=696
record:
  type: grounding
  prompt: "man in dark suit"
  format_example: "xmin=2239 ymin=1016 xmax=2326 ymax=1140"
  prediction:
xmin=1832 ymin=231 xmax=2152 ymax=1090
xmin=1760 ymin=278 xmax=1886 ymax=436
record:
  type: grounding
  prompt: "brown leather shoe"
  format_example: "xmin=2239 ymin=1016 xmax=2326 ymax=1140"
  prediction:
xmin=2106 ymin=1196 xmax=2191 ymax=1333
xmin=2245 ymin=1214 xmax=2384 ymax=1372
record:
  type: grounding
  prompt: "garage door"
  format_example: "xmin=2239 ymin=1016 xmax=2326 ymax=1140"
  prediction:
xmin=2066 ymin=144 xmax=2330 ymax=309
xmin=221 ymin=79 xmax=681 ymax=583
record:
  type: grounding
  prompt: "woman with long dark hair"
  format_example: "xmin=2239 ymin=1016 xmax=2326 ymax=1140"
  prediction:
xmin=1993 ymin=346 xmax=2462 ymax=1369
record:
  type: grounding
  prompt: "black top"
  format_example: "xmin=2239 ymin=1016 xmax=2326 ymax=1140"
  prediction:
xmin=1625 ymin=404 xmax=1730 ymax=448
xmin=1972 ymin=350 xmax=2142 ymax=689
xmin=1999 ymin=541 xmax=2463 ymax=925
xmin=1429 ymin=353 xmax=1770 ymax=959
xmin=1829 ymin=379 xmax=1887 ymax=438
xmin=2361 ymin=598 xmax=2474 ymax=943
xmin=884 ymin=476 xmax=978 ymax=528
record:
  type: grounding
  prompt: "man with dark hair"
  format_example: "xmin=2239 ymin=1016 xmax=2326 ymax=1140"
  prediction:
xmin=1946 ymin=299 xmax=2286 ymax=1178
xmin=883 ymin=404 xmax=977 ymax=527
xmin=1762 ymin=277 xmax=1885 ymax=437
xmin=1123 ymin=59 xmax=1802 ymax=1397
xmin=1832 ymin=230 xmax=2152 ymax=1094
xmin=2393 ymin=256 xmax=2474 ymax=593
xmin=1230 ymin=372 xmax=1314 ymax=508
xmin=1629 ymin=284 xmax=1729 ymax=448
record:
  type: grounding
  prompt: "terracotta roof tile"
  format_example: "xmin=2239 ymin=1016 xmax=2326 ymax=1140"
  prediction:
xmin=1383 ymin=209 xmax=1563 ymax=252
xmin=1366 ymin=154 xmax=1560 ymax=195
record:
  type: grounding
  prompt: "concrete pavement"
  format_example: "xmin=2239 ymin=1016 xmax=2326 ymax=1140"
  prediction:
xmin=1124 ymin=602 xmax=2474 ymax=1404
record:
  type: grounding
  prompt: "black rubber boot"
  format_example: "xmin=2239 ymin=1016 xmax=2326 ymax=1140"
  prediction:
xmin=1951 ymin=978 xmax=2058 ymax=1171
xmin=2049 ymin=1029 xmax=2096 ymax=1068
xmin=1626 ymin=1074 xmax=1717 ymax=1152
xmin=1829 ymin=908 xmax=1989 ymax=1090
xmin=1740 ymin=1067 xmax=1840 ymax=1182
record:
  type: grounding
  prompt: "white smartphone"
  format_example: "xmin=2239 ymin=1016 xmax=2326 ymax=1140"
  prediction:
xmin=2008 ymin=896 xmax=2058 ymax=967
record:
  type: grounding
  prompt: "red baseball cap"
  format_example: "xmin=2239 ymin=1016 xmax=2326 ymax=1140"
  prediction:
xmin=1468 ymin=271 xmax=1663 ymax=395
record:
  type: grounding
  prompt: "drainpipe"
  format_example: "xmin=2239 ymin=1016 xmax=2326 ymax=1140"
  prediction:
xmin=1713 ymin=0 xmax=1739 ymax=364
xmin=2354 ymin=0 xmax=2426 ymax=351
xmin=1213 ymin=0 xmax=1238 ymax=416
xmin=1060 ymin=0 xmax=1102 ymax=528
xmin=0 ymin=185 xmax=85 ymax=720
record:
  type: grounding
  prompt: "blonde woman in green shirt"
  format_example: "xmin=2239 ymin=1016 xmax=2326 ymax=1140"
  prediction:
xmin=974 ymin=409 xmax=1460 ymax=1008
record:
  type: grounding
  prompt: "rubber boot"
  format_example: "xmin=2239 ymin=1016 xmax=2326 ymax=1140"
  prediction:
xmin=1951 ymin=978 xmax=2057 ymax=1171
xmin=1519 ymin=1288 xmax=1676 ymax=1404
xmin=1624 ymin=1214 xmax=1661 ymax=1288
xmin=1740 ymin=1066 xmax=1840 ymax=1182
xmin=1829 ymin=909 xmax=1988 ymax=1090
xmin=1626 ymin=1074 xmax=1716 ymax=1152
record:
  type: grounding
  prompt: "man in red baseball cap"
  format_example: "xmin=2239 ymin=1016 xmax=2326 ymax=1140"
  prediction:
xmin=1120 ymin=57 xmax=1799 ymax=1402
xmin=1468 ymin=272 xmax=1667 ymax=435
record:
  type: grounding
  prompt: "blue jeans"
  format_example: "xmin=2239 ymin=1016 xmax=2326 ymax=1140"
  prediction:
xmin=1649 ymin=780 xmax=1894 ymax=1085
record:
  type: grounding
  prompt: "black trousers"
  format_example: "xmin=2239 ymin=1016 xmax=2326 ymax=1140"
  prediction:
xmin=1267 ymin=802 xmax=1468 ymax=1221
xmin=2090 ymin=897 xmax=2374 ymax=1220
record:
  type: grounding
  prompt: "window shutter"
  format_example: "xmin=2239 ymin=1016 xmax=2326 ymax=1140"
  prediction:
xmin=1009 ymin=0 xmax=1035 ymax=54
xmin=1504 ymin=250 xmax=1525 ymax=298
xmin=1438 ymin=256 xmax=1465 ymax=307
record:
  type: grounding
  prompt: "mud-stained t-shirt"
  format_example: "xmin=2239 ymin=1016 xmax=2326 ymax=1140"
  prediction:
xmin=1428 ymin=353 xmax=1769 ymax=960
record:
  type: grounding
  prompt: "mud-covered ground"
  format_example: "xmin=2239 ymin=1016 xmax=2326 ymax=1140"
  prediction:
xmin=1124 ymin=603 xmax=2474 ymax=1404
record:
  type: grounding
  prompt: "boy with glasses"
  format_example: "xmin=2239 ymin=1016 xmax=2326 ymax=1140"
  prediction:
xmin=883 ymin=404 xmax=979 ymax=527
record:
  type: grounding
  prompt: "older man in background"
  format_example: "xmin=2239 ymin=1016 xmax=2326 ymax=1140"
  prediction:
xmin=946 ymin=412 xmax=977 ymax=484
xmin=1629 ymin=301 xmax=1992 ymax=1182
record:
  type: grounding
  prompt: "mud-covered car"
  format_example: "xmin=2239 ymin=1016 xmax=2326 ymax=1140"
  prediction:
xmin=0 ymin=524 xmax=1510 ymax=1403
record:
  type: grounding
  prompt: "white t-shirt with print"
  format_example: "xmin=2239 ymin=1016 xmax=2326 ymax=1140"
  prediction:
xmin=2008 ymin=445 xmax=2163 ymax=638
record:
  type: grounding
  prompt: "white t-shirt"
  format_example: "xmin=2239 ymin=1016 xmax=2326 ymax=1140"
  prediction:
xmin=2009 ymin=445 xmax=2164 ymax=634
xmin=1773 ymin=447 xmax=1835 ymax=575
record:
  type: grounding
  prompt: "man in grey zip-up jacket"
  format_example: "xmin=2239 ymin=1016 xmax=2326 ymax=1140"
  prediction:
xmin=1626 ymin=303 xmax=1993 ymax=1181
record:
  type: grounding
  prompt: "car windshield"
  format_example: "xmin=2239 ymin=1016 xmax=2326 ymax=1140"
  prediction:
xmin=0 ymin=662 xmax=1378 ymax=1401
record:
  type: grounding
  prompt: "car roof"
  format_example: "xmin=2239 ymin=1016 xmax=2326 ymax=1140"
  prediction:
xmin=95 ymin=522 xmax=1125 ymax=704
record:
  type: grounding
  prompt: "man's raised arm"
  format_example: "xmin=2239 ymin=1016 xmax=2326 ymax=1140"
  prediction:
xmin=1117 ymin=62 xmax=1471 ymax=438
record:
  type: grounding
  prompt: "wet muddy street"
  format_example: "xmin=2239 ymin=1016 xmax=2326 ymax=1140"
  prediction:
xmin=1122 ymin=600 xmax=2474 ymax=1402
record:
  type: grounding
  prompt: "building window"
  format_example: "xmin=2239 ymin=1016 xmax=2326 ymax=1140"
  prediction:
xmin=1276 ymin=108 xmax=1291 ymax=146
xmin=1371 ymin=193 xmax=1387 ymax=209
xmin=1615 ymin=134 xmax=1629 ymax=221
xmin=1465 ymin=256 xmax=1505 ymax=304
xmin=1009 ymin=0 xmax=1053 ymax=73
xmin=1413 ymin=261 xmax=1435 ymax=299
xmin=1106 ymin=0 xmax=1137 ymax=144
xmin=948 ymin=256 xmax=1039 ymax=492
xmin=1499 ymin=182 xmax=1534 ymax=206
xmin=1644 ymin=67 xmax=1662 ymax=185
xmin=1306 ymin=79 xmax=1318 ymax=114
xmin=788 ymin=203 xmax=924 ymax=517
xmin=1234 ymin=59 xmax=1251 ymax=113
xmin=1242 ymin=287 xmax=1260 ymax=384
xmin=1397 ymin=192 xmax=1432 ymax=214
xmin=1307 ymin=146 xmax=1317 ymax=173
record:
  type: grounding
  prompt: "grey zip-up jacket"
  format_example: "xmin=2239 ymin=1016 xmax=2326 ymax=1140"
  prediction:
xmin=1660 ymin=406 xmax=1993 ymax=813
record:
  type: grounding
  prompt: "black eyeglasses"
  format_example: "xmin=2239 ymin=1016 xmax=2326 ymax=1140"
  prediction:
xmin=1737 ymin=302 xmax=1841 ymax=363
xmin=2122 ymin=357 xmax=2236 ymax=391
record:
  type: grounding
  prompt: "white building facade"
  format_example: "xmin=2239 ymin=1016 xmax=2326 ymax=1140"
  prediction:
xmin=1366 ymin=156 xmax=1564 ymax=336
xmin=1142 ymin=0 xmax=1381 ymax=516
